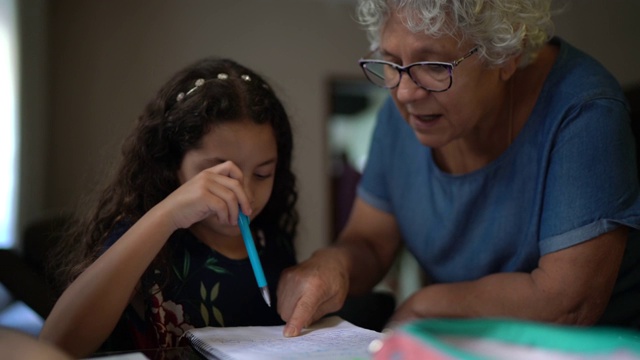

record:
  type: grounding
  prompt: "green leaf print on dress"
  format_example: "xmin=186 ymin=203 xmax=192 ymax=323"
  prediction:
xmin=173 ymin=249 xmax=191 ymax=281
xmin=204 ymin=256 xmax=230 ymax=274
xmin=200 ymin=281 xmax=224 ymax=326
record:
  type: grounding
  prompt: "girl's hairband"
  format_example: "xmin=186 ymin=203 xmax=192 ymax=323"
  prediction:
xmin=176 ymin=73 xmax=265 ymax=102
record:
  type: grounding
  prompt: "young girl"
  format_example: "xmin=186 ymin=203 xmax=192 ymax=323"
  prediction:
xmin=39 ymin=58 xmax=298 ymax=357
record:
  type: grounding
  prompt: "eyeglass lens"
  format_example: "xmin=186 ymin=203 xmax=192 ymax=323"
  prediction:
xmin=362 ymin=62 xmax=452 ymax=91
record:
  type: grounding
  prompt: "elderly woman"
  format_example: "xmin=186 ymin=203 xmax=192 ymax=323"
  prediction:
xmin=277 ymin=0 xmax=640 ymax=337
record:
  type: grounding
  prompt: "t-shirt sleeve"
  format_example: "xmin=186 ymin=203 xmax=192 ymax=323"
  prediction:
xmin=539 ymin=97 xmax=640 ymax=254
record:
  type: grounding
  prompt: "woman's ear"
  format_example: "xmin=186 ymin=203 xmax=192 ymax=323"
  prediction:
xmin=500 ymin=54 xmax=521 ymax=81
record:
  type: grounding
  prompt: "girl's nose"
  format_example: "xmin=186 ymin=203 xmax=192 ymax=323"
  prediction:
xmin=243 ymin=180 xmax=255 ymax=205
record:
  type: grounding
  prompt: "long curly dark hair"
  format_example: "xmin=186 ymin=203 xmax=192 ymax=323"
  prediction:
xmin=51 ymin=57 xmax=298 ymax=293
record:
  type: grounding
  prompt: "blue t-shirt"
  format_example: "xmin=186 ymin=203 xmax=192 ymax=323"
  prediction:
xmin=358 ymin=37 xmax=640 ymax=327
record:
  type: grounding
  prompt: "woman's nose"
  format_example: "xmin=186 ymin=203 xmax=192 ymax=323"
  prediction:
xmin=395 ymin=73 xmax=427 ymax=103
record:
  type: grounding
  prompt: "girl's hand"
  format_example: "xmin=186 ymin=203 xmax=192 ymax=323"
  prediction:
xmin=161 ymin=161 xmax=252 ymax=230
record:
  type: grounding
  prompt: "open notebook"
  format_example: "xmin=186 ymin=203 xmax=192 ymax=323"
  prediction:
xmin=183 ymin=316 xmax=382 ymax=360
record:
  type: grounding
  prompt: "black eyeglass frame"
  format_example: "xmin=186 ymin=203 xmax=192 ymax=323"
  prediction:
xmin=358 ymin=47 xmax=479 ymax=93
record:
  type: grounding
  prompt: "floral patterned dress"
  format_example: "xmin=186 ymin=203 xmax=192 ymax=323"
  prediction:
xmin=100 ymin=224 xmax=296 ymax=351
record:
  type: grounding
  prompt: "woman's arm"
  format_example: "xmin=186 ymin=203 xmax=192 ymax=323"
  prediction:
xmin=391 ymin=227 xmax=627 ymax=326
xmin=277 ymin=198 xmax=402 ymax=337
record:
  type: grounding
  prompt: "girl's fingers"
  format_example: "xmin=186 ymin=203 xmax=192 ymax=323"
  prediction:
xmin=205 ymin=161 xmax=253 ymax=216
xmin=170 ymin=160 xmax=252 ymax=228
xmin=204 ymin=176 xmax=243 ymax=224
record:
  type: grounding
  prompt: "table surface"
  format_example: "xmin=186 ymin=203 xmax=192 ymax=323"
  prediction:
xmin=91 ymin=346 xmax=205 ymax=360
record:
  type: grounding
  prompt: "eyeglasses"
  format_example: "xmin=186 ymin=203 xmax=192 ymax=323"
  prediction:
xmin=358 ymin=47 xmax=478 ymax=92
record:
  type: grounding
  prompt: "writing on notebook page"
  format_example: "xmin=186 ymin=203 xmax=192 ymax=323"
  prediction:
xmin=185 ymin=316 xmax=382 ymax=360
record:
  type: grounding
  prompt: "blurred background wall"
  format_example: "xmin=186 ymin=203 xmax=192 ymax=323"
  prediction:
xmin=17 ymin=0 xmax=640 ymax=261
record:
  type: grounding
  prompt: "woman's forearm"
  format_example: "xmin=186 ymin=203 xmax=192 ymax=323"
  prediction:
xmin=392 ymin=229 xmax=625 ymax=326
xmin=332 ymin=236 xmax=398 ymax=296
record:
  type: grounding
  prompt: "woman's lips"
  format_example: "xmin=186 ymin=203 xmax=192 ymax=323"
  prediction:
xmin=409 ymin=113 xmax=441 ymax=132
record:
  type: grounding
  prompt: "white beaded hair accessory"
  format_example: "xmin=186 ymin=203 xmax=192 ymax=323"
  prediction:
xmin=176 ymin=78 xmax=205 ymax=102
xmin=176 ymin=73 xmax=263 ymax=102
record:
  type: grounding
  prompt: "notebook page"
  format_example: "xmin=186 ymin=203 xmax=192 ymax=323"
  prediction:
xmin=185 ymin=316 xmax=381 ymax=360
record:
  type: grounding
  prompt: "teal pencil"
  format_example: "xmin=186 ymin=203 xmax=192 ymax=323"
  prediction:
xmin=238 ymin=212 xmax=271 ymax=307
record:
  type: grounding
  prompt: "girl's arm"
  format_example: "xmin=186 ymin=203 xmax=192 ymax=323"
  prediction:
xmin=39 ymin=161 xmax=252 ymax=358
xmin=39 ymin=205 xmax=176 ymax=357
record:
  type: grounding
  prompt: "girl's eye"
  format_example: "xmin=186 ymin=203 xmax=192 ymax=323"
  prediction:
xmin=255 ymin=173 xmax=273 ymax=180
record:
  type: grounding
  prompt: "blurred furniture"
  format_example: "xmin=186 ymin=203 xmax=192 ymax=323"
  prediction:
xmin=332 ymin=291 xmax=396 ymax=332
xmin=330 ymin=153 xmax=362 ymax=240
xmin=0 ymin=215 xmax=69 ymax=335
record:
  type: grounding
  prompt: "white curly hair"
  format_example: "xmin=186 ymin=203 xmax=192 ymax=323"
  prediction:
xmin=356 ymin=0 xmax=556 ymax=67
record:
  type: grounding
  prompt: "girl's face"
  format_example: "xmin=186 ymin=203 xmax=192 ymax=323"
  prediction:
xmin=178 ymin=119 xmax=277 ymax=239
xmin=380 ymin=12 xmax=506 ymax=149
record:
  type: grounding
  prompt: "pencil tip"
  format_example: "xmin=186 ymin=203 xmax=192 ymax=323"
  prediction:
xmin=261 ymin=287 xmax=271 ymax=307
